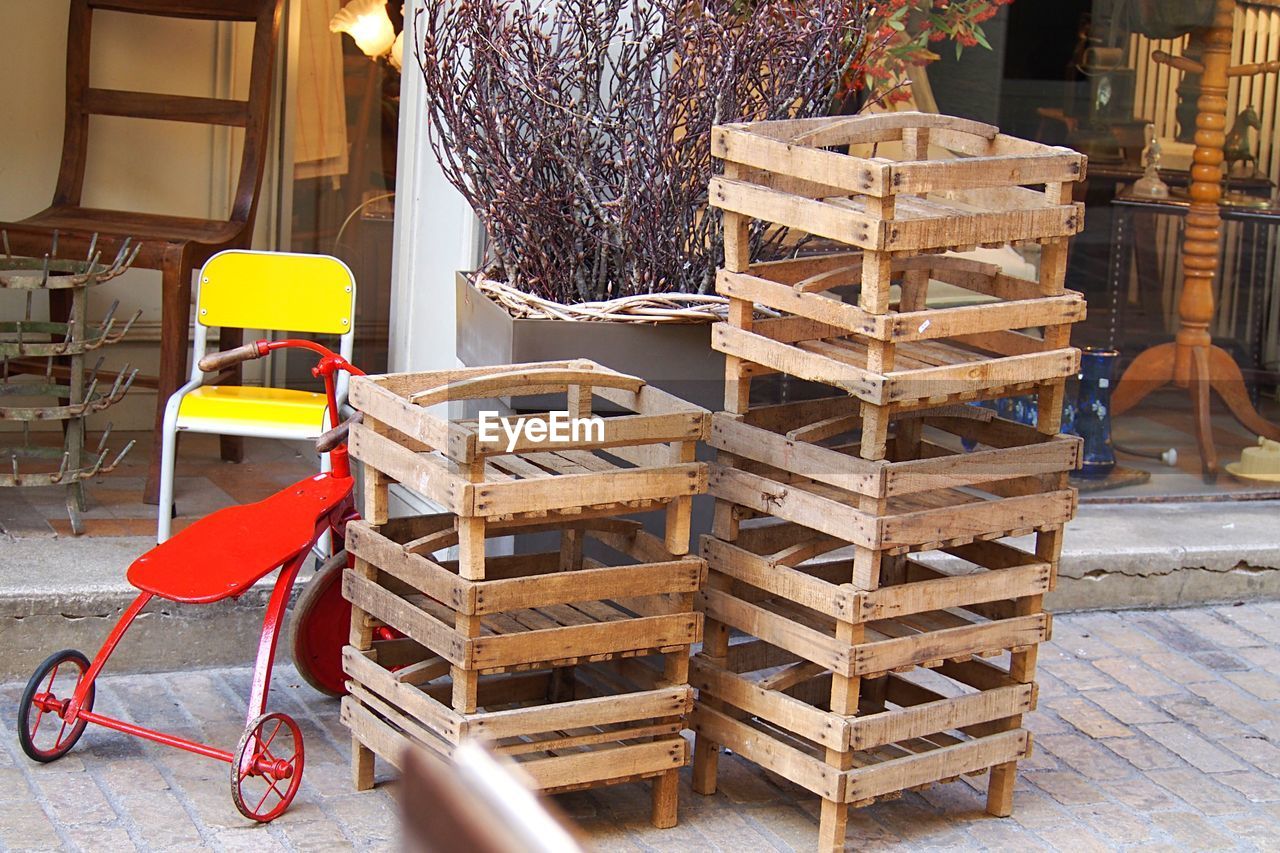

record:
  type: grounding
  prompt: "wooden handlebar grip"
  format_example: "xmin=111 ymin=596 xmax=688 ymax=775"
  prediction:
xmin=316 ymin=412 xmax=362 ymax=454
xmin=198 ymin=343 xmax=265 ymax=373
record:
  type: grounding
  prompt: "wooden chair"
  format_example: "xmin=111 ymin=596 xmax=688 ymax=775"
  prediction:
xmin=0 ymin=0 xmax=285 ymax=504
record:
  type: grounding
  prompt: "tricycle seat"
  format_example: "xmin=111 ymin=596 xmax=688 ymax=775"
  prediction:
xmin=128 ymin=474 xmax=351 ymax=604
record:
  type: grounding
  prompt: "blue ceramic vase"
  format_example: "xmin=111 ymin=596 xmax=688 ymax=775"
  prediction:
xmin=1073 ymin=348 xmax=1118 ymax=479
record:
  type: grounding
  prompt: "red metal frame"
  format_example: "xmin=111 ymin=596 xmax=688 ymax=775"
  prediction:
xmin=25 ymin=339 xmax=363 ymax=808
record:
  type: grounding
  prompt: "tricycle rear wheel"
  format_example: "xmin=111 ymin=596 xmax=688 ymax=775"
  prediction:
xmin=18 ymin=649 xmax=95 ymax=763
xmin=288 ymin=549 xmax=351 ymax=697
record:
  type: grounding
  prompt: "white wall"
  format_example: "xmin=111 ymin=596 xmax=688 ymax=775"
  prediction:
xmin=388 ymin=0 xmax=478 ymax=376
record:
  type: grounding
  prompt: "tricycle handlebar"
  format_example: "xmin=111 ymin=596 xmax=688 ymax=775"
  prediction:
xmin=198 ymin=342 xmax=268 ymax=373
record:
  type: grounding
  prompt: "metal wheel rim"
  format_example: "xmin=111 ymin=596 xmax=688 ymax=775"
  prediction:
xmin=18 ymin=649 xmax=94 ymax=763
xmin=230 ymin=712 xmax=305 ymax=822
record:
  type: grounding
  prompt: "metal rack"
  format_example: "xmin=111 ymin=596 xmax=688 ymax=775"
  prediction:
xmin=0 ymin=232 xmax=140 ymax=534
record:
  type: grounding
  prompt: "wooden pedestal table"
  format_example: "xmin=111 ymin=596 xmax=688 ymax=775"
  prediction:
xmin=1110 ymin=0 xmax=1280 ymax=477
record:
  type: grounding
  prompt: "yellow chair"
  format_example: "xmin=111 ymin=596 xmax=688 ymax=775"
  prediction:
xmin=157 ymin=250 xmax=356 ymax=542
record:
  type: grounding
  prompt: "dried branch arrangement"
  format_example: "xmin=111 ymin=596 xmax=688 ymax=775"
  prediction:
xmin=416 ymin=0 xmax=870 ymax=305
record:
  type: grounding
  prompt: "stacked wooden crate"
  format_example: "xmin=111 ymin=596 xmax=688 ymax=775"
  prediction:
xmin=341 ymin=360 xmax=708 ymax=827
xmin=691 ymin=111 xmax=1087 ymax=850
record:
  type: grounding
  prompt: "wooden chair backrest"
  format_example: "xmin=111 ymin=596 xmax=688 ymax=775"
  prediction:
xmin=56 ymin=0 xmax=284 ymax=224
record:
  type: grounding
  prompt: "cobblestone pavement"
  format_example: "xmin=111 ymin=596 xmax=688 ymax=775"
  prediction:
xmin=1 ymin=601 xmax=1278 ymax=852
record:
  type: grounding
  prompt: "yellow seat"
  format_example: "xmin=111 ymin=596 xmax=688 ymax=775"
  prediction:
xmin=174 ymin=386 xmax=331 ymax=439
xmin=157 ymin=250 xmax=356 ymax=542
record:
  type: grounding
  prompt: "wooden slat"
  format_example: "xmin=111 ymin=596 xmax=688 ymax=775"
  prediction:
xmin=847 ymin=684 xmax=1034 ymax=750
xmin=346 ymin=521 xmax=471 ymax=611
xmin=518 ymin=739 xmax=688 ymax=792
xmin=82 ymin=88 xmax=249 ymax=126
xmin=842 ymin=729 xmax=1029 ymax=803
xmin=852 ymin=614 xmax=1049 ymax=676
xmin=709 ymin=177 xmax=882 ymax=249
xmin=712 ymin=323 xmax=882 ymax=402
xmin=785 ymin=112 xmax=999 ymax=148
xmin=712 ymin=126 xmax=889 ymax=196
xmin=464 ymin=686 xmax=691 ymax=741
xmin=703 ymin=537 xmax=857 ymax=622
xmin=468 ymin=613 xmax=700 ymax=670
xmin=883 ymin=439 xmax=1079 ymax=497
xmin=690 ymin=657 xmax=846 ymax=751
xmin=882 ymin=201 xmax=1083 ymax=252
xmin=690 ymin=705 xmax=843 ymax=800
xmin=471 ymin=463 xmax=705 ymax=517
xmin=472 ymin=559 xmax=704 ymax=615
xmin=881 ymin=348 xmax=1080 ymax=405
xmin=709 ymin=465 xmax=877 ymax=551
xmin=858 ymin=562 xmax=1051 ymax=622
xmin=342 ymin=647 xmax=465 ymax=742
xmin=717 ymin=268 xmax=1085 ymax=344
xmin=342 ymin=570 xmax=466 ymax=665
xmin=888 ymin=152 xmax=1084 ymax=194
xmin=698 ymin=587 xmax=853 ymax=675
xmin=878 ymin=490 xmax=1075 ymax=549
xmin=341 ymin=697 xmax=411 ymax=770
xmin=349 ymin=423 xmax=469 ymax=513
xmin=709 ymin=411 xmax=883 ymax=497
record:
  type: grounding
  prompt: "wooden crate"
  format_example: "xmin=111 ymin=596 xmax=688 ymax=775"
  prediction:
xmin=342 ymin=645 xmax=692 ymax=827
xmin=713 ymin=252 xmax=1084 ymax=409
xmin=711 ymin=112 xmax=1085 ymax=447
xmin=344 ymin=516 xmax=704 ymax=709
xmin=710 ymin=112 xmax=1085 ymax=256
xmin=698 ymin=522 xmax=1052 ymax=681
xmin=692 ymin=515 xmax=1049 ymax=851
xmin=707 ymin=400 xmax=1078 ymax=578
xmin=348 ymin=359 xmax=709 ymax=562
xmin=690 ymin=640 xmax=1032 ymax=811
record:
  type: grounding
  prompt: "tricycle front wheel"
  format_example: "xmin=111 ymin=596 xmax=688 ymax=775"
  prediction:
xmin=231 ymin=712 xmax=305 ymax=822
xmin=18 ymin=649 xmax=95 ymax=763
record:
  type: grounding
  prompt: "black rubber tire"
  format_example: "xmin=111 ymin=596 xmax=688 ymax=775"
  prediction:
xmin=17 ymin=649 xmax=94 ymax=763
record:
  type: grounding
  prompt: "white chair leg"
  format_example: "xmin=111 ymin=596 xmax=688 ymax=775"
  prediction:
xmin=157 ymin=425 xmax=179 ymax=543
xmin=313 ymin=449 xmax=333 ymax=560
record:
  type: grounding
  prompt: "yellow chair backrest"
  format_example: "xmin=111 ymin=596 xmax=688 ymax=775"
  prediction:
xmin=198 ymin=251 xmax=354 ymax=335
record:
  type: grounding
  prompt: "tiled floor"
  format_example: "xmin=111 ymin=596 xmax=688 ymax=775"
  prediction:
xmin=1 ymin=603 xmax=1278 ymax=851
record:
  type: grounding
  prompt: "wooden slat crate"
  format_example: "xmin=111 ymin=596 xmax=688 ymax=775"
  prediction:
xmin=713 ymin=252 xmax=1085 ymax=409
xmin=690 ymin=642 xmax=1032 ymax=809
xmin=698 ymin=519 xmax=1053 ymax=679
xmin=708 ymin=400 xmax=1078 ymax=577
xmin=345 ymin=516 xmax=703 ymax=711
xmin=711 ymin=112 xmax=1086 ymax=458
xmin=343 ymin=511 xmax=702 ymax=827
xmin=348 ymin=360 xmax=709 ymax=563
xmin=342 ymin=645 xmax=692 ymax=824
xmin=692 ymin=514 xmax=1051 ymax=852
xmin=710 ymin=112 xmax=1085 ymax=255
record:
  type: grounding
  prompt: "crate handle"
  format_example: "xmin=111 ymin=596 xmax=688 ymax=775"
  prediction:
xmin=407 ymin=366 xmax=644 ymax=407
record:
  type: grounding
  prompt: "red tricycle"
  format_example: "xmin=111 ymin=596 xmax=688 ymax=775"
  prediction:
xmin=17 ymin=338 xmax=362 ymax=822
